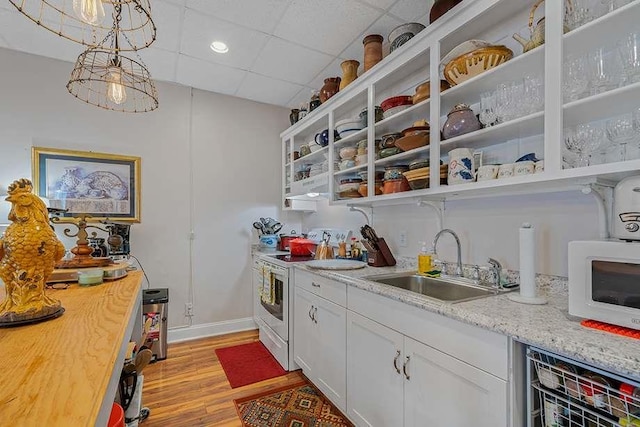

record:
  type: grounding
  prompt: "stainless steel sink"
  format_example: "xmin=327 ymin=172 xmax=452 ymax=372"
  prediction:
xmin=363 ymin=272 xmax=503 ymax=303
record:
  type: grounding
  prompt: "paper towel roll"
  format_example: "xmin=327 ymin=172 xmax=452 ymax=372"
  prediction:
xmin=519 ymin=223 xmax=536 ymax=298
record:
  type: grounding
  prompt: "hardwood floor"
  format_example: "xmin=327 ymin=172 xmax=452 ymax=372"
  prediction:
xmin=141 ymin=330 xmax=305 ymax=427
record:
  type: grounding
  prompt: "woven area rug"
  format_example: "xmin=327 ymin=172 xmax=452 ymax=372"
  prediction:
xmin=234 ymin=381 xmax=353 ymax=427
xmin=216 ymin=341 xmax=287 ymax=388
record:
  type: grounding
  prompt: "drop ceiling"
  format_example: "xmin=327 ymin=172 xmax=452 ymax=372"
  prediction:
xmin=0 ymin=0 xmax=435 ymax=108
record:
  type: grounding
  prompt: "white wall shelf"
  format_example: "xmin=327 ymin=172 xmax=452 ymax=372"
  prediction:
xmin=334 ymin=165 xmax=366 ymax=176
xmin=280 ymin=0 xmax=640 ymax=207
xmin=294 ymin=146 xmax=328 ymax=165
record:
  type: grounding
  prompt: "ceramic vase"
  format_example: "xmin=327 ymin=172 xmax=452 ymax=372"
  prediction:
xmin=442 ymin=104 xmax=482 ymax=140
xmin=430 ymin=0 xmax=464 ymax=23
xmin=289 ymin=109 xmax=299 ymax=125
xmin=340 ymin=60 xmax=359 ymax=90
xmin=448 ymin=148 xmax=475 ymax=185
xmin=309 ymin=91 xmax=321 ymax=112
xmin=320 ymin=77 xmax=341 ymax=103
xmin=363 ymin=34 xmax=383 ymax=72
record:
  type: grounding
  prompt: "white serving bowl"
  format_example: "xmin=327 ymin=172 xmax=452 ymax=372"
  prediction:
xmin=336 ymin=118 xmax=364 ymax=138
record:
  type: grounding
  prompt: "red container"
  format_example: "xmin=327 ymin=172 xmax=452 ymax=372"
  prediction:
xmin=108 ymin=403 xmax=125 ymax=427
xmin=278 ymin=233 xmax=304 ymax=251
xmin=289 ymin=238 xmax=316 ymax=256
xmin=380 ymin=95 xmax=413 ymax=112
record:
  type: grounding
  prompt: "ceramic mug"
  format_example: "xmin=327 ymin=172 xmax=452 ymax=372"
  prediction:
xmin=476 ymin=165 xmax=499 ymax=181
xmin=299 ymin=144 xmax=311 ymax=157
xmin=535 ymin=160 xmax=544 ymax=173
xmin=498 ymin=163 xmax=515 ymax=179
xmin=514 ymin=161 xmax=535 ymax=176
xmin=448 ymin=147 xmax=475 ymax=185
xmin=314 ymin=129 xmax=339 ymax=147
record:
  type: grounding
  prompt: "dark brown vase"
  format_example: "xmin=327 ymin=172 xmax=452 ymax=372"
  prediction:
xmin=429 ymin=0 xmax=464 ymax=23
xmin=319 ymin=77 xmax=341 ymax=103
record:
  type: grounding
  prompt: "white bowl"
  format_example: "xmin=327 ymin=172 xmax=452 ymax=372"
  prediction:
xmin=336 ymin=118 xmax=364 ymax=137
xmin=383 ymin=104 xmax=412 ymax=119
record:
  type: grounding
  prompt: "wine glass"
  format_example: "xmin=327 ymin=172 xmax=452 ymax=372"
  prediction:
xmin=564 ymin=126 xmax=589 ymax=167
xmin=618 ymin=32 xmax=640 ymax=84
xmin=575 ymin=123 xmax=605 ymax=166
xmin=606 ymin=113 xmax=635 ymax=161
xmin=563 ymin=54 xmax=589 ymax=102
xmin=565 ymin=0 xmax=594 ymax=30
xmin=479 ymin=91 xmax=497 ymax=127
xmin=588 ymin=47 xmax=620 ymax=95
xmin=523 ymin=75 xmax=544 ymax=114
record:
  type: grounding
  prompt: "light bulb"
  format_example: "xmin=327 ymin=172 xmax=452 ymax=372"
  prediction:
xmin=72 ymin=0 xmax=105 ymax=26
xmin=106 ymin=67 xmax=127 ymax=105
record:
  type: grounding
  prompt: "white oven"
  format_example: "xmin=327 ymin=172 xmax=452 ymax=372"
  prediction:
xmin=255 ymin=258 xmax=295 ymax=370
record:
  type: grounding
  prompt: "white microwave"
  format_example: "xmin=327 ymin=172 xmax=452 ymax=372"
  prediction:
xmin=569 ymin=240 xmax=640 ymax=329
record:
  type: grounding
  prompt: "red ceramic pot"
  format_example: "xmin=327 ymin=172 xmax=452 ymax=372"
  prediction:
xmin=289 ymin=238 xmax=316 ymax=256
xmin=380 ymin=95 xmax=413 ymax=112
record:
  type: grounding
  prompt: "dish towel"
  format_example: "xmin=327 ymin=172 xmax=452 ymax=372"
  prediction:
xmin=260 ymin=266 xmax=275 ymax=305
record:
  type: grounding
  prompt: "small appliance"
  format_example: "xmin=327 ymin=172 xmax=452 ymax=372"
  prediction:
xmin=568 ymin=175 xmax=640 ymax=329
xmin=613 ymin=176 xmax=640 ymax=241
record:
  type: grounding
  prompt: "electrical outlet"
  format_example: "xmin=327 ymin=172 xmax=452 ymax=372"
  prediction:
xmin=185 ymin=302 xmax=194 ymax=317
xmin=399 ymin=230 xmax=408 ymax=247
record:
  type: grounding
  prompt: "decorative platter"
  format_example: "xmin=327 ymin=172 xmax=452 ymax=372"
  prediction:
xmin=305 ymin=259 xmax=367 ymax=270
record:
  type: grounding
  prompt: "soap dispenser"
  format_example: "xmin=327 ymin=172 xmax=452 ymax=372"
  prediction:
xmin=417 ymin=242 xmax=432 ymax=275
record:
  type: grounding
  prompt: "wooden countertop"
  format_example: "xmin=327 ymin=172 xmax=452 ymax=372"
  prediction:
xmin=0 ymin=271 xmax=143 ymax=427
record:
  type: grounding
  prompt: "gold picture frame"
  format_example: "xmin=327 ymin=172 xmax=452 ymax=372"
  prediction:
xmin=32 ymin=147 xmax=141 ymax=222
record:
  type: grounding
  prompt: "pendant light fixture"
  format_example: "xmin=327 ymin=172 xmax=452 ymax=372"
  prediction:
xmin=66 ymin=3 xmax=158 ymax=112
xmin=8 ymin=0 xmax=156 ymax=50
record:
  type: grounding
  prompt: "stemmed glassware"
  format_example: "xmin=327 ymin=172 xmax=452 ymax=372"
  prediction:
xmin=588 ymin=47 xmax=620 ymax=95
xmin=618 ymin=31 xmax=640 ymax=84
xmin=605 ymin=113 xmax=635 ymax=161
xmin=523 ymin=75 xmax=544 ymax=115
xmin=565 ymin=0 xmax=594 ymax=30
xmin=564 ymin=124 xmax=605 ymax=167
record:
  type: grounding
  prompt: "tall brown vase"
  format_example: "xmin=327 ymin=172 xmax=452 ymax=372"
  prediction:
xmin=363 ymin=34 xmax=383 ymax=72
xmin=429 ymin=0 xmax=464 ymax=23
xmin=319 ymin=77 xmax=341 ymax=103
xmin=339 ymin=60 xmax=359 ymax=90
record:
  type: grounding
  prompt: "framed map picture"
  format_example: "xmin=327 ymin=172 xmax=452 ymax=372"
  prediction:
xmin=32 ymin=147 xmax=141 ymax=222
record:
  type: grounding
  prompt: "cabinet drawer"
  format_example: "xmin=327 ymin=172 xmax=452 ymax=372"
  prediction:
xmin=348 ymin=286 xmax=508 ymax=380
xmin=295 ymin=270 xmax=347 ymax=307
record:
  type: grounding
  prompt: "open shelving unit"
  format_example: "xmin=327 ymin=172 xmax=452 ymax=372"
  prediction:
xmin=280 ymin=0 xmax=640 ymax=209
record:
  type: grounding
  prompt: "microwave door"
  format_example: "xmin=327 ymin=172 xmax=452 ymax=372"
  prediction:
xmin=591 ymin=260 xmax=640 ymax=310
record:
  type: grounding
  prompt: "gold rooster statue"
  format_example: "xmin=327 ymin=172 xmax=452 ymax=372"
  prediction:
xmin=0 ymin=178 xmax=66 ymax=325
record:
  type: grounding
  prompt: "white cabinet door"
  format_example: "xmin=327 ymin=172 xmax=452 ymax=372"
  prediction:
xmin=347 ymin=311 xmax=404 ymax=427
xmin=293 ymin=287 xmax=315 ymax=375
xmin=314 ymin=295 xmax=347 ymax=412
xmin=403 ymin=337 xmax=508 ymax=427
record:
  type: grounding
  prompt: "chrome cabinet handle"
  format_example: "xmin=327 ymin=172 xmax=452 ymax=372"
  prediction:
xmin=308 ymin=306 xmax=313 ymax=320
xmin=313 ymin=307 xmax=318 ymax=324
xmin=393 ymin=350 xmax=401 ymax=374
xmin=403 ymin=356 xmax=410 ymax=380
xmin=311 ymin=282 xmax=321 ymax=288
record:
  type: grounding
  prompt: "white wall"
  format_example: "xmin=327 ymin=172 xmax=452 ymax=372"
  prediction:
xmin=0 ymin=47 xmax=289 ymax=330
xmin=303 ymin=191 xmax=601 ymax=278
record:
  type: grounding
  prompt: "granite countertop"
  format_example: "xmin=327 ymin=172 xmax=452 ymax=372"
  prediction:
xmin=294 ymin=258 xmax=640 ymax=381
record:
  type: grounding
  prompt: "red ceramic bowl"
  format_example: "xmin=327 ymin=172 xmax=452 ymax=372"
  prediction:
xmin=380 ymin=96 xmax=413 ymax=112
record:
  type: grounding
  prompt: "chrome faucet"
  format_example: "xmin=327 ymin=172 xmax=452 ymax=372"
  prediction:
xmin=487 ymin=258 xmax=502 ymax=289
xmin=431 ymin=229 xmax=463 ymax=277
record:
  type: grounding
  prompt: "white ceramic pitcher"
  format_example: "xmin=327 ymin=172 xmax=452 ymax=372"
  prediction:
xmin=448 ymin=148 xmax=475 ymax=185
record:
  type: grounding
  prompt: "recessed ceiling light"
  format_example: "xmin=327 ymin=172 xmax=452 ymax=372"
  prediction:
xmin=210 ymin=41 xmax=229 ymax=54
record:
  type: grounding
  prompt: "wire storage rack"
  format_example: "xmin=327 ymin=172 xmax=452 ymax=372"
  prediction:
xmin=527 ymin=347 xmax=640 ymax=427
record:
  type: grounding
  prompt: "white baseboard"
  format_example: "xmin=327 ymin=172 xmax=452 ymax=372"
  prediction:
xmin=167 ymin=317 xmax=257 ymax=343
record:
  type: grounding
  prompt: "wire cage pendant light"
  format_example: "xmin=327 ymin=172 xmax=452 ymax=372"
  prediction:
xmin=67 ymin=47 xmax=158 ymax=112
xmin=66 ymin=4 xmax=158 ymax=113
xmin=8 ymin=0 xmax=156 ymax=51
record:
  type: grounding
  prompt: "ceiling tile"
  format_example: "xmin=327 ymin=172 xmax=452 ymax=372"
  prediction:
xmin=389 ymin=0 xmax=434 ymax=22
xmin=176 ymin=54 xmax=247 ymax=96
xmin=251 ymin=37 xmax=334 ymax=86
xmin=0 ymin=9 xmax=82 ymax=63
xmin=235 ymin=72 xmax=303 ymax=106
xmin=287 ymin=86 xmax=316 ymax=108
xmin=138 ymin=48 xmax=179 ymax=82
xmin=273 ymin=0 xmax=382 ymax=56
xmin=188 ymin=0 xmax=292 ymax=34
xmin=180 ymin=9 xmax=270 ymax=70
xmin=357 ymin=0 xmax=398 ymax=11
xmin=308 ymin=58 xmax=345 ymax=92
xmin=151 ymin=0 xmax=183 ymax=52
xmin=338 ymin=13 xmax=402 ymax=66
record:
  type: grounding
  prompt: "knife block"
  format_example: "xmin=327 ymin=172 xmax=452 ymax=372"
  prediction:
xmin=362 ymin=238 xmax=396 ymax=267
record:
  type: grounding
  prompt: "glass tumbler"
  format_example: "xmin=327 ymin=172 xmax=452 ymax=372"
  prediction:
xmin=563 ymin=54 xmax=589 ymax=102
xmin=479 ymin=91 xmax=497 ymax=127
xmin=588 ymin=47 xmax=619 ymax=95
